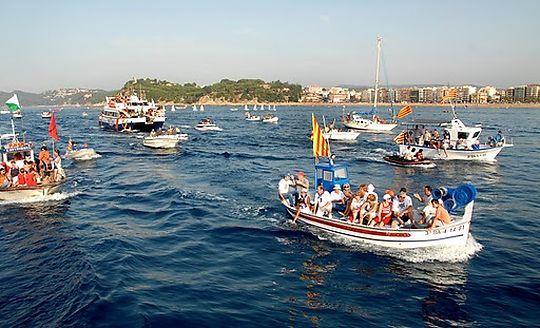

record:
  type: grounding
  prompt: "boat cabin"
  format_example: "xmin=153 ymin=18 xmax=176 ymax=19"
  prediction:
xmin=314 ymin=161 xmax=350 ymax=192
xmin=0 ymin=134 xmax=34 ymax=168
xmin=440 ymin=118 xmax=482 ymax=148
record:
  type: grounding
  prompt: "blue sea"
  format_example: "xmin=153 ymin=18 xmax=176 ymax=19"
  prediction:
xmin=1 ymin=105 xmax=539 ymax=327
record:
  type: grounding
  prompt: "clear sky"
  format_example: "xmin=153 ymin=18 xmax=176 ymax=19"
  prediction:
xmin=1 ymin=0 xmax=538 ymax=92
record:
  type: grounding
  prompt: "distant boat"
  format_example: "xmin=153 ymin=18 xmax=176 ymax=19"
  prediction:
xmin=41 ymin=111 xmax=52 ymax=119
xmin=200 ymin=104 xmax=205 ymax=112
xmin=192 ymin=104 xmax=198 ymax=112
xmin=272 ymin=105 xmax=276 ymax=111
xmin=171 ymin=104 xmax=176 ymax=112
xmin=253 ymin=104 xmax=257 ymax=111
xmin=13 ymin=110 xmax=22 ymax=119
xmin=259 ymin=104 xmax=264 ymax=111
xmin=244 ymin=104 xmax=249 ymax=111
xmin=82 ymin=112 xmax=89 ymax=117
xmin=230 ymin=107 xmax=238 ymax=111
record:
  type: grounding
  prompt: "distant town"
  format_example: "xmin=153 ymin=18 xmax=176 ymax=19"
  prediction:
xmin=2 ymin=80 xmax=539 ymax=106
xmin=301 ymin=84 xmax=540 ymax=104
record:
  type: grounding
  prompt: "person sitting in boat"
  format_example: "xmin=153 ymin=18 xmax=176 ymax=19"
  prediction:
xmin=414 ymin=149 xmax=425 ymax=161
xmin=17 ymin=168 xmax=26 ymax=186
xmin=403 ymin=147 xmax=415 ymax=161
xmin=494 ymin=130 xmax=504 ymax=146
xmin=423 ymin=129 xmax=431 ymax=147
xmin=349 ymin=192 xmax=364 ymax=224
xmin=430 ymin=129 xmax=440 ymax=149
xmin=364 ymin=183 xmax=378 ymax=203
xmin=427 ymin=199 xmax=453 ymax=230
xmin=359 ymin=194 xmax=378 ymax=225
xmin=341 ymin=183 xmax=354 ymax=216
xmin=0 ymin=167 xmax=10 ymax=189
xmin=373 ymin=193 xmax=393 ymax=227
xmin=24 ymin=167 xmax=38 ymax=187
xmin=9 ymin=160 xmax=20 ymax=186
xmin=330 ymin=184 xmax=346 ymax=212
xmin=292 ymin=188 xmax=312 ymax=223
xmin=391 ymin=189 xmax=414 ymax=228
xmin=150 ymin=129 xmax=157 ymax=137
xmin=313 ymin=185 xmax=333 ymax=218
xmin=456 ymin=138 xmax=466 ymax=150
xmin=414 ymin=186 xmax=435 ymax=225
xmin=278 ymin=175 xmax=297 ymax=206
xmin=38 ymin=146 xmax=52 ymax=176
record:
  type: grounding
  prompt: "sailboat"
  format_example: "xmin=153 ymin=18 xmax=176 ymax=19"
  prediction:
xmin=244 ymin=104 xmax=249 ymax=111
xmin=192 ymin=104 xmax=198 ymax=112
xmin=342 ymin=37 xmax=398 ymax=132
xmin=200 ymin=104 xmax=205 ymax=112
xmin=171 ymin=104 xmax=176 ymax=112
xmin=272 ymin=105 xmax=276 ymax=111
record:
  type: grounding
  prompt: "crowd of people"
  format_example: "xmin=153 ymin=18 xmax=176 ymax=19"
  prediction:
xmin=0 ymin=145 xmax=65 ymax=190
xmin=279 ymin=174 xmax=453 ymax=230
xmin=403 ymin=126 xmax=505 ymax=151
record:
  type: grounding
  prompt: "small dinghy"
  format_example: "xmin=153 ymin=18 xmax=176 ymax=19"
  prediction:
xmin=383 ymin=155 xmax=435 ymax=168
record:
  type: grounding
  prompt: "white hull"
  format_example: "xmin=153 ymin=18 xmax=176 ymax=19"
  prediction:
xmin=262 ymin=117 xmax=279 ymax=123
xmin=195 ymin=125 xmax=222 ymax=131
xmin=323 ymin=130 xmax=360 ymax=141
xmin=143 ymin=134 xmax=187 ymax=148
xmin=343 ymin=119 xmax=397 ymax=132
xmin=65 ymin=148 xmax=100 ymax=160
xmin=246 ymin=117 xmax=261 ymax=121
xmin=0 ymin=183 xmax=63 ymax=201
xmin=283 ymin=201 xmax=473 ymax=249
xmin=399 ymin=144 xmax=503 ymax=161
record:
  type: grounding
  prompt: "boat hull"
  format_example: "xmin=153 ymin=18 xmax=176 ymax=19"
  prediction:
xmin=0 ymin=183 xmax=64 ymax=201
xmin=143 ymin=135 xmax=187 ymax=148
xmin=343 ymin=120 xmax=397 ymax=132
xmin=283 ymin=201 xmax=473 ymax=249
xmin=323 ymin=130 xmax=360 ymax=141
xmin=399 ymin=144 xmax=503 ymax=161
xmin=383 ymin=155 xmax=435 ymax=168
xmin=65 ymin=148 xmax=99 ymax=160
xmin=99 ymin=116 xmax=165 ymax=132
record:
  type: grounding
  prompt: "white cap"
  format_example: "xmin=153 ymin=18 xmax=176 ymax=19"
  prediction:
xmin=333 ymin=184 xmax=341 ymax=190
xmin=383 ymin=194 xmax=392 ymax=201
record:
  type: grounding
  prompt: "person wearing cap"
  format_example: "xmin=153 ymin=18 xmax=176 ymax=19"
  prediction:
xmin=364 ymin=183 xmax=378 ymax=203
xmin=294 ymin=171 xmax=309 ymax=193
xmin=293 ymin=188 xmax=312 ymax=223
xmin=330 ymin=184 xmax=346 ymax=212
xmin=374 ymin=193 xmax=393 ymax=227
xmin=414 ymin=185 xmax=435 ymax=225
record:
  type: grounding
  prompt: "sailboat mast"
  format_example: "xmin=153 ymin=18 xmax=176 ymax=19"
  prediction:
xmin=373 ymin=36 xmax=382 ymax=111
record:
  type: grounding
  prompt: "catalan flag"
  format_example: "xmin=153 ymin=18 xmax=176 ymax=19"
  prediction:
xmin=441 ymin=89 xmax=458 ymax=103
xmin=396 ymin=105 xmax=413 ymax=119
xmin=393 ymin=131 xmax=406 ymax=144
xmin=311 ymin=113 xmax=330 ymax=158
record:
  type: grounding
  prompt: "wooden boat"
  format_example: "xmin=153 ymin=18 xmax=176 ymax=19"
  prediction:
xmin=383 ymin=155 xmax=435 ymax=168
xmin=0 ymin=182 xmax=64 ymax=201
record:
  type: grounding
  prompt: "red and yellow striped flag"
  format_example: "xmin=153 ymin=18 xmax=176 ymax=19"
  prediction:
xmin=311 ymin=113 xmax=330 ymax=158
xmin=393 ymin=131 xmax=406 ymax=144
xmin=441 ymin=89 xmax=458 ymax=103
xmin=396 ymin=105 xmax=413 ymax=119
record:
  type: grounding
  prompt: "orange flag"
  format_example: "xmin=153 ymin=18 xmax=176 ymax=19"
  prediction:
xmin=311 ymin=113 xmax=330 ymax=158
xmin=396 ymin=105 xmax=413 ymax=119
xmin=48 ymin=113 xmax=60 ymax=141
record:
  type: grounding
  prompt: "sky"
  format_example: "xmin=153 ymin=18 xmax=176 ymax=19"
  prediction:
xmin=0 ymin=0 xmax=538 ymax=92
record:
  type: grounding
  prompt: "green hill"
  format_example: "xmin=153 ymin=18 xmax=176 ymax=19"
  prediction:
xmin=119 ymin=78 xmax=303 ymax=103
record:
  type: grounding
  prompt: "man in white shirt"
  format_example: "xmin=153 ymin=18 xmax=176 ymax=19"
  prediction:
xmin=330 ymin=184 xmax=346 ymax=212
xmin=391 ymin=188 xmax=414 ymax=228
xmin=314 ymin=185 xmax=333 ymax=218
xmin=414 ymin=185 xmax=435 ymax=225
xmin=278 ymin=175 xmax=297 ymax=206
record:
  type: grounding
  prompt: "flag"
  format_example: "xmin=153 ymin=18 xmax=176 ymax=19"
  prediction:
xmin=396 ymin=105 xmax=413 ymax=119
xmin=311 ymin=113 xmax=330 ymax=158
xmin=441 ymin=89 xmax=458 ymax=103
xmin=5 ymin=94 xmax=20 ymax=112
xmin=393 ymin=131 xmax=406 ymax=144
xmin=48 ymin=113 xmax=60 ymax=141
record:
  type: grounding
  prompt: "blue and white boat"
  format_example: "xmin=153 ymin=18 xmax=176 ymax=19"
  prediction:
xmin=98 ymin=93 xmax=166 ymax=132
xmin=279 ymin=114 xmax=476 ymax=249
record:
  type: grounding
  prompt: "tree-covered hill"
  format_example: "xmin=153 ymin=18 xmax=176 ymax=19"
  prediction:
xmin=119 ymin=78 xmax=303 ymax=103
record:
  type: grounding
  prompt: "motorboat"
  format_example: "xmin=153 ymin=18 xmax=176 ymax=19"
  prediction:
xmin=383 ymin=155 xmax=435 ymax=168
xmin=64 ymin=148 xmax=100 ymax=160
xmin=195 ymin=118 xmax=222 ymax=131
xmin=323 ymin=128 xmax=360 ymax=141
xmin=397 ymin=117 xmax=512 ymax=161
xmin=262 ymin=114 xmax=279 ymax=123
xmin=98 ymin=93 xmax=166 ymax=132
xmin=230 ymin=107 xmax=238 ymax=111
xmin=12 ymin=111 xmax=22 ymax=119
xmin=244 ymin=112 xmax=261 ymax=121
xmin=143 ymin=128 xmax=188 ymax=148
xmin=41 ymin=111 xmax=52 ymax=119
xmin=82 ymin=112 xmax=89 ymax=117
